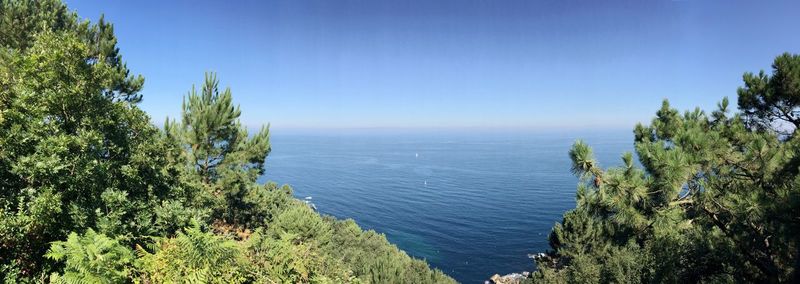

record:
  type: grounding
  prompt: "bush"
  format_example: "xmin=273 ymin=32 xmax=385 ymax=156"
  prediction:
xmin=45 ymin=229 xmax=133 ymax=284
xmin=135 ymin=224 xmax=245 ymax=284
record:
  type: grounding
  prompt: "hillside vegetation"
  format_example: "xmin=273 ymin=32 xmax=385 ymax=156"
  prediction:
xmin=3 ymin=1 xmax=799 ymax=283
xmin=532 ymin=53 xmax=800 ymax=283
xmin=0 ymin=1 xmax=455 ymax=283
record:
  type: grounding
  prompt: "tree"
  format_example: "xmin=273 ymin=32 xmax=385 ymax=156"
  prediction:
xmin=1 ymin=2 xmax=456 ymax=283
xmin=534 ymin=54 xmax=800 ymax=283
xmin=0 ymin=0 xmax=143 ymax=103
xmin=168 ymin=73 xmax=271 ymax=225
xmin=0 ymin=2 xmax=201 ymax=278
xmin=0 ymin=31 xmax=197 ymax=280
xmin=738 ymin=53 xmax=800 ymax=135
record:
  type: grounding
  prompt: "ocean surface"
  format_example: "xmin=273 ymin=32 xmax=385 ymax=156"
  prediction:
xmin=259 ymin=129 xmax=633 ymax=283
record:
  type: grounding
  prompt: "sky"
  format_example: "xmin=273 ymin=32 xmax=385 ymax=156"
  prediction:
xmin=66 ymin=0 xmax=800 ymax=131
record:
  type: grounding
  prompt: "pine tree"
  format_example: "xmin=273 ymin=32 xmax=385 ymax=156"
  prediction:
xmin=0 ymin=0 xmax=144 ymax=102
xmin=534 ymin=53 xmax=800 ymax=283
xmin=738 ymin=53 xmax=800 ymax=135
xmin=168 ymin=72 xmax=271 ymax=225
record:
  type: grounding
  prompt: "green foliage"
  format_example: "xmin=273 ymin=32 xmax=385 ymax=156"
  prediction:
xmin=324 ymin=219 xmax=455 ymax=283
xmin=1 ymin=2 xmax=454 ymax=283
xmin=16 ymin=2 xmax=798 ymax=284
xmin=0 ymin=0 xmax=143 ymax=102
xmin=167 ymin=72 xmax=272 ymax=226
xmin=534 ymin=54 xmax=800 ymax=283
xmin=238 ymin=182 xmax=294 ymax=228
xmin=0 ymin=28 xmax=196 ymax=279
xmin=738 ymin=53 xmax=800 ymax=134
xmin=45 ymin=229 xmax=133 ymax=284
xmin=269 ymin=204 xmax=333 ymax=245
xmin=136 ymin=224 xmax=245 ymax=284
xmin=245 ymin=229 xmax=356 ymax=283
xmin=258 ymin=204 xmax=456 ymax=283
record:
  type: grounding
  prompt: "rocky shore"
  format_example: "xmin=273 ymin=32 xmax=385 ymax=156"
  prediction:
xmin=485 ymin=272 xmax=530 ymax=284
xmin=484 ymin=252 xmax=555 ymax=283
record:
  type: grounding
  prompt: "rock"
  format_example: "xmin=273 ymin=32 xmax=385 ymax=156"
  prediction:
xmin=528 ymin=252 xmax=547 ymax=260
xmin=488 ymin=273 xmax=527 ymax=284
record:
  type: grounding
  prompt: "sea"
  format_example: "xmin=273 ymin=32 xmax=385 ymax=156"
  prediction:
xmin=259 ymin=128 xmax=633 ymax=283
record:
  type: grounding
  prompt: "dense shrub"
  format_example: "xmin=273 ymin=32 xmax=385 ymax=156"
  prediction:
xmin=46 ymin=229 xmax=134 ymax=284
xmin=135 ymin=225 xmax=246 ymax=284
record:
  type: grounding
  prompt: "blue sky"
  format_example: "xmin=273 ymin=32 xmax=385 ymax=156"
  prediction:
xmin=67 ymin=0 xmax=800 ymax=130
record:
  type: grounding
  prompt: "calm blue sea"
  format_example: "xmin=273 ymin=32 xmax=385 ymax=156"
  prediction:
xmin=259 ymin=129 xmax=633 ymax=283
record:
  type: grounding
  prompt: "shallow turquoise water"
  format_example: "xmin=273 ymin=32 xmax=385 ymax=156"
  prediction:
xmin=260 ymin=129 xmax=632 ymax=283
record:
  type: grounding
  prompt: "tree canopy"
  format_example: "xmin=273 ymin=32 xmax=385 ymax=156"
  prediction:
xmin=738 ymin=53 xmax=800 ymax=135
xmin=532 ymin=54 xmax=800 ymax=283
